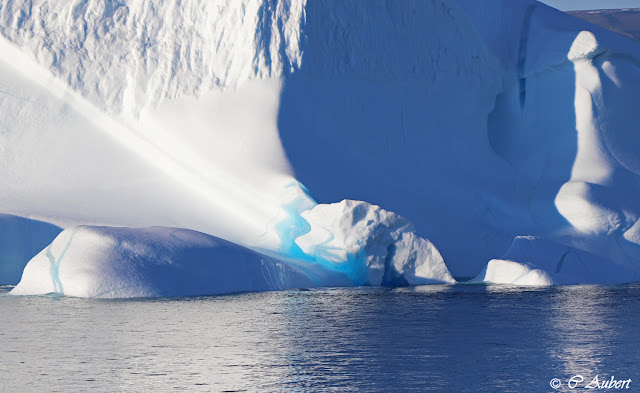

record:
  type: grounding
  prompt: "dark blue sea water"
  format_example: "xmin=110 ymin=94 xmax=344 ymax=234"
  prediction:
xmin=1 ymin=284 xmax=639 ymax=392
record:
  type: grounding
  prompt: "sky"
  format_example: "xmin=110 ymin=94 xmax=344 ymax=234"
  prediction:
xmin=538 ymin=0 xmax=640 ymax=10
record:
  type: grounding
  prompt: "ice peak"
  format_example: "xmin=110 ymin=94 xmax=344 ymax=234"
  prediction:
xmin=568 ymin=31 xmax=603 ymax=62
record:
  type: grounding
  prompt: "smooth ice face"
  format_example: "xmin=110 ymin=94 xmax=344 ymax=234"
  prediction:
xmin=472 ymin=236 xmax=639 ymax=286
xmin=10 ymin=226 xmax=314 ymax=298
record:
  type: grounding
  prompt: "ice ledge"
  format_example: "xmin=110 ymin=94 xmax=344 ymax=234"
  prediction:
xmin=10 ymin=198 xmax=455 ymax=298
xmin=472 ymin=236 xmax=639 ymax=286
xmin=10 ymin=226 xmax=315 ymax=298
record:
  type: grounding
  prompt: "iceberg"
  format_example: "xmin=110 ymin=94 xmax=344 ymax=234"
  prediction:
xmin=10 ymin=226 xmax=315 ymax=298
xmin=11 ymin=201 xmax=455 ymax=298
xmin=1 ymin=0 xmax=640 ymax=293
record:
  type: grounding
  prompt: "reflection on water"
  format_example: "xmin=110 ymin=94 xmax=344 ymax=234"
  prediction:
xmin=548 ymin=286 xmax=635 ymax=390
xmin=1 ymin=284 xmax=638 ymax=392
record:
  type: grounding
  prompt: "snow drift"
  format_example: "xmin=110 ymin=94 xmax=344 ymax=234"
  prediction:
xmin=2 ymin=0 xmax=640 ymax=294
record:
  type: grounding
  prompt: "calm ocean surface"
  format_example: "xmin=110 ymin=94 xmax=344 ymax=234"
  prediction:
xmin=1 ymin=284 xmax=639 ymax=392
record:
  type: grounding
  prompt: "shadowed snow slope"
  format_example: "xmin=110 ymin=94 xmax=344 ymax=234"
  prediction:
xmin=0 ymin=214 xmax=61 ymax=285
xmin=2 ymin=0 xmax=640 ymax=286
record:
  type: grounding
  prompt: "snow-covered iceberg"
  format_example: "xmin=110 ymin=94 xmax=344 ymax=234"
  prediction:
xmin=10 ymin=226 xmax=315 ymax=298
xmin=11 ymin=201 xmax=455 ymax=298
xmin=2 ymin=0 xmax=640 ymax=292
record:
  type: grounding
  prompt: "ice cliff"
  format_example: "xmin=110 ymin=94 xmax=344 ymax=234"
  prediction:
xmin=1 ymin=0 xmax=640 ymax=295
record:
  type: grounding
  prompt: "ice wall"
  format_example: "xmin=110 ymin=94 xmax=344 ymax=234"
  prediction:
xmin=278 ymin=0 xmax=640 ymax=278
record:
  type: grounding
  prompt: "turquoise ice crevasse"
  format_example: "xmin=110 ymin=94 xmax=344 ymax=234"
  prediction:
xmin=46 ymin=227 xmax=82 ymax=295
xmin=269 ymin=182 xmax=371 ymax=286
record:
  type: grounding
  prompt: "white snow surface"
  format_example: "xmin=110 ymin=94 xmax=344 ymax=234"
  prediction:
xmin=10 ymin=226 xmax=314 ymax=298
xmin=0 ymin=0 xmax=305 ymax=115
xmin=2 ymin=0 xmax=640 ymax=290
